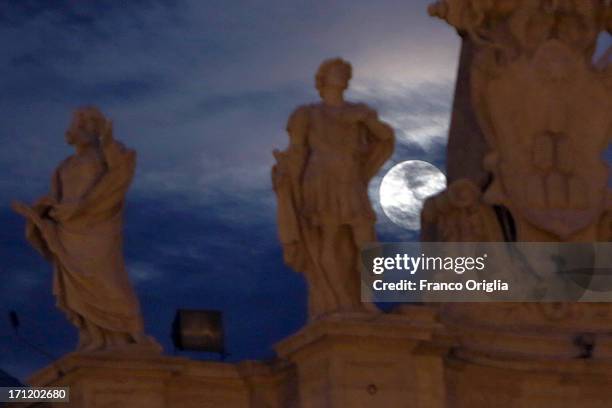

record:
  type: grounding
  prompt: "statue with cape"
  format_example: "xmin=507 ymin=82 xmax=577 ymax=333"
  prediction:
xmin=272 ymin=58 xmax=394 ymax=320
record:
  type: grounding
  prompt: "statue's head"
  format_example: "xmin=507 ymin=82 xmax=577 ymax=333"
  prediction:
xmin=65 ymin=106 xmax=106 ymax=147
xmin=315 ymin=58 xmax=352 ymax=97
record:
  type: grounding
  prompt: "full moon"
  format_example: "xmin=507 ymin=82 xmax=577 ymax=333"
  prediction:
xmin=379 ymin=160 xmax=446 ymax=230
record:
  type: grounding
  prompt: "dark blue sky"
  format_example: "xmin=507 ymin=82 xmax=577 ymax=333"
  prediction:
xmin=16 ymin=0 xmax=612 ymax=381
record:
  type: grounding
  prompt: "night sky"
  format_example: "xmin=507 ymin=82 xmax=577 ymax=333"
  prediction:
xmin=4 ymin=0 xmax=585 ymax=382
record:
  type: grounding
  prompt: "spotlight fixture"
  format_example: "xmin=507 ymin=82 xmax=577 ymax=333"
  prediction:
xmin=171 ymin=309 xmax=225 ymax=356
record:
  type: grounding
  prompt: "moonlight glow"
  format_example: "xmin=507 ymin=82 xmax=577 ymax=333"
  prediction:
xmin=379 ymin=160 xmax=446 ymax=230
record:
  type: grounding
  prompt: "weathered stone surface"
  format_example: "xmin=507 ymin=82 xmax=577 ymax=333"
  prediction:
xmin=23 ymin=353 xmax=250 ymax=408
xmin=428 ymin=0 xmax=612 ymax=242
xmin=446 ymin=355 xmax=612 ymax=408
xmin=12 ymin=107 xmax=160 ymax=354
xmin=18 ymin=308 xmax=442 ymax=408
xmin=272 ymin=58 xmax=394 ymax=320
xmin=275 ymin=308 xmax=442 ymax=408
xmin=445 ymin=35 xmax=489 ymax=187
xmin=426 ymin=2 xmax=612 ymax=406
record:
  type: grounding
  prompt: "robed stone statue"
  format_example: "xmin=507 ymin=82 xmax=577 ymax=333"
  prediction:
xmin=13 ymin=107 xmax=160 ymax=353
xmin=272 ymin=58 xmax=394 ymax=320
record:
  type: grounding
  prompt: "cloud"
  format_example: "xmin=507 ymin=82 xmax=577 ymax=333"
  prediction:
xmin=0 ymin=0 xmax=458 ymax=202
xmin=353 ymin=80 xmax=454 ymax=151
xmin=0 ymin=0 xmax=459 ymax=380
xmin=128 ymin=262 xmax=164 ymax=285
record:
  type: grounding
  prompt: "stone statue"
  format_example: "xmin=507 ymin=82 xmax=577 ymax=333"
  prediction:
xmin=425 ymin=0 xmax=612 ymax=243
xmin=419 ymin=4 xmax=612 ymax=404
xmin=12 ymin=107 xmax=161 ymax=354
xmin=272 ymin=58 xmax=394 ymax=320
xmin=423 ymin=0 xmax=612 ymax=380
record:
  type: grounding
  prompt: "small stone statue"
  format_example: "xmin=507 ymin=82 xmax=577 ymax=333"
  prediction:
xmin=272 ymin=58 xmax=394 ymax=319
xmin=12 ymin=107 xmax=160 ymax=353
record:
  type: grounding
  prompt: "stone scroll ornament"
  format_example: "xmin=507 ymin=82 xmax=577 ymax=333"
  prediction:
xmin=12 ymin=107 xmax=161 ymax=354
xmin=425 ymin=0 xmax=612 ymax=243
xmin=272 ymin=58 xmax=395 ymax=320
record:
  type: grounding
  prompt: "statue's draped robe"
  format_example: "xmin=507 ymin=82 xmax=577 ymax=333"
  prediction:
xmin=273 ymin=104 xmax=393 ymax=317
xmin=25 ymin=141 xmax=145 ymax=338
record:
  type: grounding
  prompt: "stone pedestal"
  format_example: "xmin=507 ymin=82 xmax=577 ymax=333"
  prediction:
xmin=15 ymin=307 xmax=452 ymax=407
xmin=22 ymin=352 xmax=250 ymax=408
xmin=275 ymin=306 xmax=442 ymax=408
xmin=445 ymin=351 xmax=612 ymax=408
xmin=237 ymin=360 xmax=299 ymax=408
xmin=437 ymin=304 xmax=612 ymax=408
